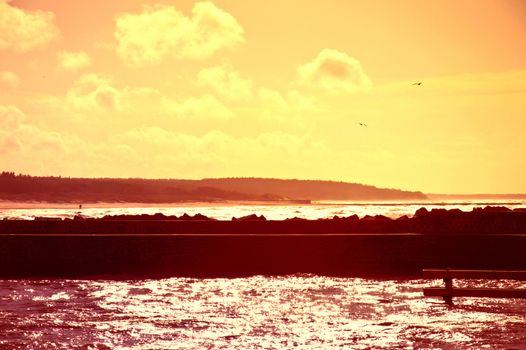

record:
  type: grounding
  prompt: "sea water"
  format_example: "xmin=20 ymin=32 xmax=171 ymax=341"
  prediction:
xmin=1 ymin=198 xmax=525 ymax=221
xmin=1 ymin=276 xmax=526 ymax=349
xmin=1 ymin=200 xmax=526 ymax=349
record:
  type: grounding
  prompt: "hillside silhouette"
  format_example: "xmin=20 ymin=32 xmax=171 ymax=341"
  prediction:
xmin=0 ymin=172 xmax=426 ymax=203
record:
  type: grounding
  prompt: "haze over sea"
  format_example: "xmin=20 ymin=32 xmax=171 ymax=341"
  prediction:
xmin=1 ymin=199 xmax=526 ymax=349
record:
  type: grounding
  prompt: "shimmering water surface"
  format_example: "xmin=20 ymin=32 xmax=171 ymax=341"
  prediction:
xmin=1 ymin=276 xmax=526 ymax=349
xmin=1 ymin=200 xmax=526 ymax=349
xmin=1 ymin=198 xmax=525 ymax=220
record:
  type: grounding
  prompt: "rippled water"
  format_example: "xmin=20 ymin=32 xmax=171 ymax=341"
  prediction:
xmin=1 ymin=276 xmax=526 ymax=349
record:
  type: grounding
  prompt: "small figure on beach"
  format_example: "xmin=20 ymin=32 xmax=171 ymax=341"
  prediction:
xmin=79 ymin=204 xmax=82 ymax=210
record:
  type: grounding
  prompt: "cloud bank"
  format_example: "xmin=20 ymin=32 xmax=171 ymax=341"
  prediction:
xmin=115 ymin=2 xmax=244 ymax=67
xmin=297 ymin=49 xmax=372 ymax=93
xmin=0 ymin=0 xmax=60 ymax=52
xmin=197 ymin=64 xmax=253 ymax=101
xmin=58 ymin=51 xmax=93 ymax=71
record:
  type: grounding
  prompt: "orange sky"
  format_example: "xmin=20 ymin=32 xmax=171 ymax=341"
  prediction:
xmin=1 ymin=0 xmax=525 ymax=193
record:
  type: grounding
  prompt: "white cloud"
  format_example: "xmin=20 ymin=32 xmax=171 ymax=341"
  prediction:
xmin=161 ymin=94 xmax=234 ymax=120
xmin=57 ymin=51 xmax=92 ymax=71
xmin=115 ymin=2 xmax=244 ymax=67
xmin=297 ymin=49 xmax=372 ymax=93
xmin=258 ymin=88 xmax=289 ymax=112
xmin=0 ymin=104 xmax=25 ymax=154
xmin=287 ymin=90 xmax=317 ymax=112
xmin=111 ymin=127 xmax=328 ymax=177
xmin=187 ymin=2 xmax=244 ymax=57
xmin=66 ymin=74 xmax=121 ymax=112
xmin=0 ymin=104 xmax=24 ymax=130
xmin=0 ymin=103 xmax=91 ymax=170
xmin=197 ymin=64 xmax=252 ymax=101
xmin=0 ymin=1 xmax=60 ymax=52
xmin=257 ymin=87 xmax=317 ymax=122
xmin=0 ymin=105 xmax=63 ymax=153
xmin=0 ymin=71 xmax=20 ymax=88
xmin=119 ymin=127 xmax=324 ymax=157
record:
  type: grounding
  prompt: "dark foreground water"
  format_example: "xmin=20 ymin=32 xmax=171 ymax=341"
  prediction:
xmin=1 ymin=276 xmax=525 ymax=349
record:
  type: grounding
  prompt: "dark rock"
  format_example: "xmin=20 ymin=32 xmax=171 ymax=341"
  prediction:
xmin=193 ymin=213 xmax=214 ymax=221
xmin=448 ymin=208 xmax=463 ymax=215
xmin=373 ymin=215 xmax=391 ymax=221
xmin=414 ymin=207 xmax=429 ymax=217
xmin=483 ymin=206 xmax=512 ymax=212
xmin=233 ymin=214 xmax=266 ymax=221
xmin=34 ymin=217 xmax=61 ymax=221
xmin=345 ymin=214 xmax=360 ymax=221
xmin=285 ymin=217 xmax=307 ymax=221
xmin=429 ymin=208 xmax=448 ymax=216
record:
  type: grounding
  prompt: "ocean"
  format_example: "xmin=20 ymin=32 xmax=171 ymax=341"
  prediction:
xmin=1 ymin=198 xmax=525 ymax=221
xmin=1 ymin=199 xmax=525 ymax=349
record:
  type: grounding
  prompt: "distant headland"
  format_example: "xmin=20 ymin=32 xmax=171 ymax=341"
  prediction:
xmin=0 ymin=171 xmax=426 ymax=203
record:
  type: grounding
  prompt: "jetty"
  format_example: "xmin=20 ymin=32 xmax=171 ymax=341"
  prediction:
xmin=0 ymin=208 xmax=526 ymax=278
xmin=1 ymin=207 xmax=525 ymax=279
xmin=423 ymin=269 xmax=526 ymax=305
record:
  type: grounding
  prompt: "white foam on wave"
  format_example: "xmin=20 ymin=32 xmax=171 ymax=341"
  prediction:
xmin=0 ymin=199 xmax=525 ymax=221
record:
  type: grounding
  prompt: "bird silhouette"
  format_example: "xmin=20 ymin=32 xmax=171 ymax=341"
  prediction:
xmin=358 ymin=122 xmax=367 ymax=127
xmin=412 ymin=82 xmax=422 ymax=86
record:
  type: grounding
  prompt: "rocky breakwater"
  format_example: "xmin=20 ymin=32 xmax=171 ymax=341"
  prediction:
xmin=0 ymin=207 xmax=525 ymax=278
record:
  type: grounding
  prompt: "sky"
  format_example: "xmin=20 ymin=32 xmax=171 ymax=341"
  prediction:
xmin=1 ymin=0 xmax=525 ymax=194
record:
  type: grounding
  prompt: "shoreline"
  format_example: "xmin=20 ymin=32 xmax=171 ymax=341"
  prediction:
xmin=0 ymin=199 xmax=312 ymax=210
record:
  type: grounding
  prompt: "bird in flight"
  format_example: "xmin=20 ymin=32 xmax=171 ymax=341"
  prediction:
xmin=412 ymin=82 xmax=422 ymax=86
xmin=358 ymin=122 xmax=367 ymax=127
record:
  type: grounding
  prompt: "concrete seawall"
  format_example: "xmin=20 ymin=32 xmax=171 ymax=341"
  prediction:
xmin=1 ymin=220 xmax=525 ymax=278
